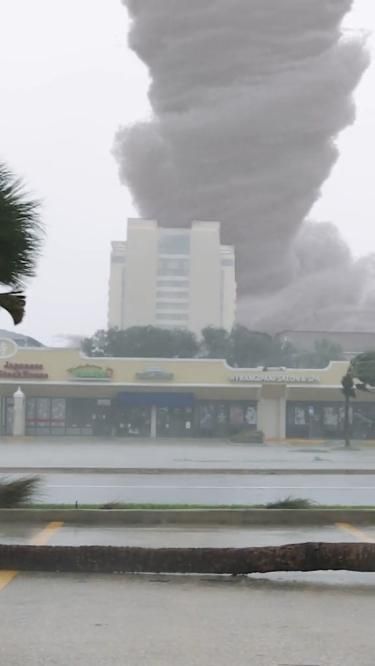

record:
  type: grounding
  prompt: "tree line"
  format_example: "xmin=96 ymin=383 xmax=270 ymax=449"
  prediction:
xmin=82 ymin=325 xmax=344 ymax=369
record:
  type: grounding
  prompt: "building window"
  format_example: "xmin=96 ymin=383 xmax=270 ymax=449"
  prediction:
xmin=157 ymin=279 xmax=190 ymax=288
xmin=158 ymin=258 xmax=189 ymax=277
xmin=158 ymin=232 xmax=190 ymax=255
xmin=156 ymin=313 xmax=189 ymax=321
xmin=156 ymin=291 xmax=189 ymax=300
xmin=156 ymin=302 xmax=189 ymax=311
xmin=111 ymin=256 xmax=126 ymax=264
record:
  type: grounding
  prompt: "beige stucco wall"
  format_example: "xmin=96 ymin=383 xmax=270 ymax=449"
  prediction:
xmin=0 ymin=342 xmax=354 ymax=390
xmin=2 ymin=343 xmax=374 ymax=439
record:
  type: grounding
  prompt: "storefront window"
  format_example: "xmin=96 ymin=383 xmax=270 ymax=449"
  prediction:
xmin=244 ymin=405 xmax=257 ymax=426
xmin=196 ymin=401 xmax=257 ymax=437
xmin=198 ymin=404 xmax=216 ymax=435
xmin=230 ymin=405 xmax=244 ymax=428
xmin=323 ymin=406 xmax=338 ymax=427
xmin=51 ymin=399 xmax=66 ymax=435
xmin=5 ymin=397 xmax=13 ymax=435
xmin=294 ymin=406 xmax=306 ymax=425
xmin=24 ymin=398 xmax=113 ymax=436
xmin=287 ymin=401 xmax=357 ymax=439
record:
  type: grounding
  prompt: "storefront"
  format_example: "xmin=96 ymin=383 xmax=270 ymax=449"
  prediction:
xmin=0 ymin=336 xmax=374 ymax=440
xmin=286 ymin=401 xmax=375 ymax=440
xmin=113 ymin=392 xmax=257 ymax=438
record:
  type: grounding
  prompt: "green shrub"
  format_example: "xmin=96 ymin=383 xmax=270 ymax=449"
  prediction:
xmin=0 ymin=477 xmax=40 ymax=508
xmin=230 ymin=429 xmax=264 ymax=444
xmin=265 ymin=496 xmax=316 ymax=509
xmin=100 ymin=501 xmax=124 ymax=510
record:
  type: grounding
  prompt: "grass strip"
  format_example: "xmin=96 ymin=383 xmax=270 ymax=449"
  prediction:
xmin=21 ymin=502 xmax=375 ymax=511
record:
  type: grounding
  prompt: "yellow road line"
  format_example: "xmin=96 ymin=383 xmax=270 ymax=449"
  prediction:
xmin=0 ymin=571 xmax=18 ymax=592
xmin=29 ymin=521 xmax=64 ymax=546
xmin=336 ymin=522 xmax=375 ymax=543
xmin=0 ymin=521 xmax=64 ymax=592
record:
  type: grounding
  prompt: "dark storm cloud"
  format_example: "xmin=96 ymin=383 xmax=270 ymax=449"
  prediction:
xmin=114 ymin=0 xmax=372 ymax=330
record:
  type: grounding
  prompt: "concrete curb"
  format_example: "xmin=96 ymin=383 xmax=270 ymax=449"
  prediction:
xmin=1 ymin=508 xmax=375 ymax=526
xmin=2 ymin=467 xmax=375 ymax=476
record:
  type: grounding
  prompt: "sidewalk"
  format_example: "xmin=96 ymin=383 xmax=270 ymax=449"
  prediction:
xmin=1 ymin=437 xmax=375 ymax=473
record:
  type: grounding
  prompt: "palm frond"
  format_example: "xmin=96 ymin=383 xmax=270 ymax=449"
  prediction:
xmin=0 ymin=291 xmax=26 ymax=325
xmin=0 ymin=163 xmax=43 ymax=288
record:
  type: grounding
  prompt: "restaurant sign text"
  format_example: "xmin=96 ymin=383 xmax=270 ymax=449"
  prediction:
xmin=231 ymin=374 xmax=320 ymax=385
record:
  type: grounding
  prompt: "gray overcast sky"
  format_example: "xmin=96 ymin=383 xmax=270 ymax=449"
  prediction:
xmin=0 ymin=0 xmax=374 ymax=344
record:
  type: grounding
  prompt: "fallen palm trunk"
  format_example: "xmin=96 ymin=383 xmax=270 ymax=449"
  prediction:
xmin=1 ymin=542 xmax=375 ymax=574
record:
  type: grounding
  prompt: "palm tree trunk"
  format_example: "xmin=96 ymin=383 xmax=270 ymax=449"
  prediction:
xmin=1 ymin=542 xmax=375 ymax=574
xmin=344 ymin=393 xmax=351 ymax=448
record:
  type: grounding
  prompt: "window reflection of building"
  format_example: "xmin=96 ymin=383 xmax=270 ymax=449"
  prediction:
xmin=287 ymin=401 xmax=364 ymax=439
xmin=294 ymin=407 xmax=305 ymax=425
xmin=245 ymin=406 xmax=257 ymax=425
xmin=195 ymin=401 xmax=257 ymax=437
xmin=22 ymin=397 xmax=112 ymax=436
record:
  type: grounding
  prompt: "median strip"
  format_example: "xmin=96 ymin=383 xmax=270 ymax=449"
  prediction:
xmin=1 ymin=508 xmax=375 ymax=527
xmin=1 ymin=467 xmax=375 ymax=475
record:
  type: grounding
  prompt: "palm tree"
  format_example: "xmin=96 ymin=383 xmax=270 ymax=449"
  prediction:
xmin=0 ymin=163 xmax=42 ymax=324
xmin=341 ymin=369 xmax=356 ymax=448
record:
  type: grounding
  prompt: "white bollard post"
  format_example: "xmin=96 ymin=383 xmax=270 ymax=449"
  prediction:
xmin=150 ymin=405 xmax=157 ymax=439
xmin=13 ymin=387 xmax=26 ymax=437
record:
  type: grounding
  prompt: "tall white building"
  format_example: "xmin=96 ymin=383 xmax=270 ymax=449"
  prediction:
xmin=108 ymin=219 xmax=236 ymax=335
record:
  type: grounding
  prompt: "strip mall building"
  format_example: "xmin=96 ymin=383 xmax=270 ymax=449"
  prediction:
xmin=0 ymin=337 xmax=374 ymax=440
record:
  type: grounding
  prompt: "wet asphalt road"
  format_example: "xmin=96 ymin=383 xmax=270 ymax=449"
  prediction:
xmin=2 ymin=438 xmax=375 ymax=471
xmin=0 ymin=572 xmax=374 ymax=665
xmin=26 ymin=471 xmax=375 ymax=505
xmin=0 ymin=522 xmax=361 ymax=547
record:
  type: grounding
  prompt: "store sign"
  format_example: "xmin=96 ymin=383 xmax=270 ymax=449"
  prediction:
xmin=0 ymin=338 xmax=17 ymax=359
xmin=135 ymin=368 xmax=174 ymax=381
xmin=68 ymin=365 xmax=113 ymax=381
xmin=0 ymin=361 xmax=48 ymax=380
xmin=231 ymin=374 xmax=320 ymax=385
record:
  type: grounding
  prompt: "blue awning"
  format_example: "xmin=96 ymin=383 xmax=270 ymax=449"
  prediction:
xmin=116 ymin=392 xmax=194 ymax=408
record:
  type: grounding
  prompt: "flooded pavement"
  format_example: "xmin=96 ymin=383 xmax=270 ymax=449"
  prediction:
xmin=1 ymin=438 xmax=375 ymax=472
xmin=0 ymin=523 xmax=356 ymax=548
xmin=21 ymin=470 xmax=375 ymax=505
xmin=0 ymin=572 xmax=374 ymax=665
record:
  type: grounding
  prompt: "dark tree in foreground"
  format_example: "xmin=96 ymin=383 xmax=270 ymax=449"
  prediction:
xmin=0 ymin=163 xmax=42 ymax=324
xmin=351 ymin=352 xmax=375 ymax=391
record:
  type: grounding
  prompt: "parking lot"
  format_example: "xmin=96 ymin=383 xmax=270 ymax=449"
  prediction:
xmin=0 ymin=571 xmax=374 ymax=666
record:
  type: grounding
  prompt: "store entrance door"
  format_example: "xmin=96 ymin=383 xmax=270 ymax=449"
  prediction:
xmin=115 ymin=392 xmax=194 ymax=438
xmin=156 ymin=406 xmax=193 ymax=438
xmin=115 ymin=406 xmax=152 ymax=437
xmin=92 ymin=401 xmax=112 ymax=437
